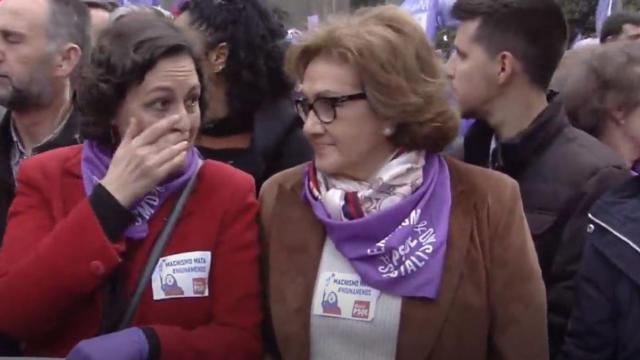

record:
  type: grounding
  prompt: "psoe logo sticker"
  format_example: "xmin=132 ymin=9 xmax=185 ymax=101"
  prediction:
xmin=352 ymin=300 xmax=370 ymax=319
xmin=193 ymin=278 xmax=207 ymax=295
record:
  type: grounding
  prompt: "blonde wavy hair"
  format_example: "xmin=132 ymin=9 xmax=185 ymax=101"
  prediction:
xmin=285 ymin=5 xmax=459 ymax=153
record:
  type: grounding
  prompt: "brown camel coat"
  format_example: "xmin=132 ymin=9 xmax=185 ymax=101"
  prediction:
xmin=260 ymin=157 xmax=548 ymax=360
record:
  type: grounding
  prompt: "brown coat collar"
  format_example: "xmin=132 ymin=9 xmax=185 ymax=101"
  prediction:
xmin=261 ymin=157 xmax=476 ymax=359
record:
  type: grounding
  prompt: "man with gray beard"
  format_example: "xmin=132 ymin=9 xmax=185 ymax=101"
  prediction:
xmin=0 ymin=0 xmax=89 ymax=247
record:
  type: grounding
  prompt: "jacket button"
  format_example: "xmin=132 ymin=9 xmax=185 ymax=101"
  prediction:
xmin=586 ymin=224 xmax=595 ymax=233
xmin=90 ymin=261 xmax=105 ymax=276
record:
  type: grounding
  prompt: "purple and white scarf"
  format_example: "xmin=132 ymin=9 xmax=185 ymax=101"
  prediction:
xmin=81 ymin=140 xmax=202 ymax=241
xmin=305 ymin=151 xmax=452 ymax=299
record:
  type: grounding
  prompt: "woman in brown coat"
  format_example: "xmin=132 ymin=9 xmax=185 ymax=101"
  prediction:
xmin=260 ymin=6 xmax=548 ymax=360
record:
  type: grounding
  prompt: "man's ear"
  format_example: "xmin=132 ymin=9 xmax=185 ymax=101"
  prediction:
xmin=496 ymin=51 xmax=516 ymax=86
xmin=53 ymin=43 xmax=82 ymax=78
xmin=207 ymin=42 xmax=228 ymax=73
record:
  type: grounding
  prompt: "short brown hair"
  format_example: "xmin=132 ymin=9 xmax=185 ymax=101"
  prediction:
xmin=560 ymin=41 xmax=640 ymax=137
xmin=285 ymin=5 xmax=459 ymax=153
xmin=77 ymin=13 xmax=205 ymax=145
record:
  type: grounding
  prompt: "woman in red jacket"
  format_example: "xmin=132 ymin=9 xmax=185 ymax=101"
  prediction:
xmin=0 ymin=12 xmax=261 ymax=360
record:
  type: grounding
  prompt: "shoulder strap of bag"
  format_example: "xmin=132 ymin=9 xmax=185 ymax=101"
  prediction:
xmin=117 ymin=169 xmax=200 ymax=330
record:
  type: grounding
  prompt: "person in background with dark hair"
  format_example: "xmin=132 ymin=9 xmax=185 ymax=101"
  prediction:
xmin=110 ymin=3 xmax=173 ymax=22
xmin=0 ymin=0 xmax=89 ymax=244
xmin=600 ymin=12 xmax=640 ymax=43
xmin=0 ymin=12 xmax=261 ymax=360
xmin=447 ymin=0 xmax=629 ymax=357
xmin=176 ymin=0 xmax=312 ymax=189
xmin=81 ymin=0 xmax=118 ymax=42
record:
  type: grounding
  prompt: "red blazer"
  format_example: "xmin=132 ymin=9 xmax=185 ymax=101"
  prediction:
xmin=0 ymin=145 xmax=262 ymax=359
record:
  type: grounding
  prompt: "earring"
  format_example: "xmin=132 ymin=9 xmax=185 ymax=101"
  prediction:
xmin=110 ymin=125 xmax=120 ymax=146
xmin=383 ymin=127 xmax=395 ymax=137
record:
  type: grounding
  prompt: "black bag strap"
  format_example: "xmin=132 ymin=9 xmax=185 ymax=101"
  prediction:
xmin=117 ymin=170 xmax=200 ymax=330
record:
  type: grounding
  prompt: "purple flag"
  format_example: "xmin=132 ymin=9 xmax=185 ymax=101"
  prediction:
xmin=401 ymin=0 xmax=440 ymax=41
xmin=438 ymin=0 xmax=458 ymax=28
xmin=596 ymin=0 xmax=619 ymax=35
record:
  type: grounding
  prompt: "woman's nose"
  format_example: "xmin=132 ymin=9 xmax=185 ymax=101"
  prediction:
xmin=303 ymin=111 xmax=325 ymax=136
xmin=171 ymin=111 xmax=190 ymax=132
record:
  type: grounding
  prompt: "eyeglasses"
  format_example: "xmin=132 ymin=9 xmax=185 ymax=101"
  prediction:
xmin=293 ymin=93 xmax=367 ymax=124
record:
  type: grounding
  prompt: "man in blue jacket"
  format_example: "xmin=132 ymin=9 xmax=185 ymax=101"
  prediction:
xmin=560 ymin=175 xmax=640 ymax=359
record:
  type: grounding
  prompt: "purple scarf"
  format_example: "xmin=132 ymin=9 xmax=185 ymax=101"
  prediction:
xmin=304 ymin=154 xmax=452 ymax=299
xmin=81 ymin=140 xmax=202 ymax=241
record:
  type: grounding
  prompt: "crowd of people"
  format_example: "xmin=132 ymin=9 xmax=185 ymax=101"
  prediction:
xmin=0 ymin=0 xmax=637 ymax=359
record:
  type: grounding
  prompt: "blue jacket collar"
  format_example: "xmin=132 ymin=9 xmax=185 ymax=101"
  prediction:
xmin=589 ymin=176 xmax=640 ymax=284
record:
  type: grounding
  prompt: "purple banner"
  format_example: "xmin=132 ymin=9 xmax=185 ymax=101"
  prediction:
xmin=401 ymin=0 xmax=440 ymax=41
xmin=596 ymin=0 xmax=619 ymax=35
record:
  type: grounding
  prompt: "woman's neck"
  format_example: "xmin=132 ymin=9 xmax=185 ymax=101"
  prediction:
xmin=600 ymin=125 xmax=640 ymax=168
xmin=331 ymin=147 xmax=400 ymax=182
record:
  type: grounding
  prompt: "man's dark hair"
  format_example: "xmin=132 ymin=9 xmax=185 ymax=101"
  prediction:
xmin=77 ymin=13 xmax=206 ymax=145
xmin=600 ymin=12 xmax=640 ymax=43
xmin=180 ymin=0 xmax=292 ymax=134
xmin=81 ymin=0 xmax=118 ymax=12
xmin=49 ymin=0 xmax=91 ymax=52
xmin=452 ymin=0 xmax=568 ymax=90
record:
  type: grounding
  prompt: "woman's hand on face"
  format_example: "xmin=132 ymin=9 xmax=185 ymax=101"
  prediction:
xmin=100 ymin=115 xmax=190 ymax=208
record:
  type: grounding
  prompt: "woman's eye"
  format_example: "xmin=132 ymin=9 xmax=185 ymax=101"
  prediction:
xmin=149 ymin=99 xmax=171 ymax=112
xmin=5 ymin=34 xmax=21 ymax=44
xmin=185 ymin=97 xmax=199 ymax=112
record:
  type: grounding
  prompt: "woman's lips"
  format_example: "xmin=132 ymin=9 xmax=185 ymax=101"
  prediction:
xmin=312 ymin=142 xmax=335 ymax=151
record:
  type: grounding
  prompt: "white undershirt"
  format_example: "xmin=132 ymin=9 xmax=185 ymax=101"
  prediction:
xmin=310 ymin=239 xmax=402 ymax=360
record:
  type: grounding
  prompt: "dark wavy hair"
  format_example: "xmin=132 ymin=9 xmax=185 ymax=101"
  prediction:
xmin=76 ymin=12 xmax=205 ymax=145
xmin=180 ymin=0 xmax=292 ymax=133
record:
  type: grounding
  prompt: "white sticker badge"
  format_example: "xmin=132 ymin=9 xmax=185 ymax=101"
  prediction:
xmin=151 ymin=251 xmax=212 ymax=300
xmin=312 ymin=272 xmax=381 ymax=322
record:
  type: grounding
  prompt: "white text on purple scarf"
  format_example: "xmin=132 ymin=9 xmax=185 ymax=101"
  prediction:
xmin=366 ymin=209 xmax=438 ymax=279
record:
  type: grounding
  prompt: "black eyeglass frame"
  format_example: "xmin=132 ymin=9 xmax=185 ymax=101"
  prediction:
xmin=293 ymin=92 xmax=367 ymax=124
